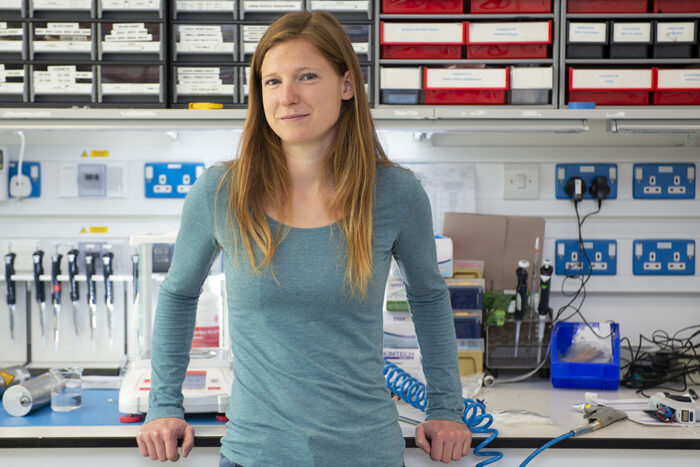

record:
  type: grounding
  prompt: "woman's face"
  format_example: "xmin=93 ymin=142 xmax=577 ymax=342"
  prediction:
xmin=260 ymin=38 xmax=354 ymax=154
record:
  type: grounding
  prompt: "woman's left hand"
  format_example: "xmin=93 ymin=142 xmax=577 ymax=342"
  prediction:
xmin=415 ymin=419 xmax=472 ymax=464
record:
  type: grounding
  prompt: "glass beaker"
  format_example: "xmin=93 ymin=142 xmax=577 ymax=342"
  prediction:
xmin=50 ymin=367 xmax=83 ymax=412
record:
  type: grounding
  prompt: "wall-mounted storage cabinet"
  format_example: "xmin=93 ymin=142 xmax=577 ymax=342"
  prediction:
xmin=0 ymin=0 xmax=699 ymax=111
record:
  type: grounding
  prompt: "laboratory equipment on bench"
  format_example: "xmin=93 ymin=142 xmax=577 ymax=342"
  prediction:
xmin=102 ymin=251 xmax=114 ymax=348
xmin=648 ymin=392 xmax=696 ymax=425
xmin=2 ymin=372 xmax=52 ymax=417
xmin=4 ymin=252 xmax=16 ymax=341
xmin=513 ymin=260 xmax=529 ymax=357
xmin=0 ymin=366 xmax=30 ymax=397
xmin=50 ymin=251 xmax=62 ymax=348
xmin=66 ymin=248 xmax=81 ymax=339
xmin=536 ymin=260 xmax=553 ymax=364
xmin=85 ymin=252 xmax=98 ymax=348
xmin=32 ymin=249 xmax=47 ymax=348
xmin=118 ymin=233 xmax=233 ymax=422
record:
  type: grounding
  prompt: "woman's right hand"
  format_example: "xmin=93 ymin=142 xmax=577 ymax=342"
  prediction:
xmin=136 ymin=417 xmax=195 ymax=462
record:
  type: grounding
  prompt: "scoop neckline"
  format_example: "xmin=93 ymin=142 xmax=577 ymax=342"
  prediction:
xmin=265 ymin=214 xmax=339 ymax=232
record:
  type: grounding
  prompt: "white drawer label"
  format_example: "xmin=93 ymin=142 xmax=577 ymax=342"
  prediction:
xmin=656 ymin=23 xmax=696 ymax=43
xmin=383 ymin=23 xmax=463 ymax=44
xmin=177 ymin=42 xmax=234 ymax=52
xmin=0 ymin=41 xmax=22 ymax=51
xmin=102 ymin=41 xmax=160 ymax=51
xmin=33 ymin=0 xmax=92 ymax=9
xmin=569 ymin=23 xmax=607 ymax=43
xmin=101 ymin=0 xmax=160 ymax=8
xmin=35 ymin=23 xmax=91 ymax=35
xmin=176 ymin=1 xmax=235 ymax=10
xmin=177 ymin=83 xmax=234 ymax=95
xmin=572 ymin=69 xmax=652 ymax=89
xmin=511 ymin=67 xmax=552 ymax=90
xmin=0 ymin=83 xmax=24 ymax=93
xmin=102 ymin=83 xmax=160 ymax=94
xmin=380 ymin=67 xmax=421 ymax=89
xmin=179 ymin=25 xmax=223 ymax=40
xmin=34 ymin=41 xmax=93 ymax=51
xmin=243 ymin=25 xmax=267 ymax=41
xmin=426 ymin=68 xmax=507 ymax=89
xmin=310 ymin=1 xmax=368 ymax=10
xmin=243 ymin=1 xmax=302 ymax=11
xmin=657 ymin=70 xmax=700 ymax=89
xmin=105 ymin=23 xmax=154 ymax=41
xmin=0 ymin=28 xmax=24 ymax=36
xmin=352 ymin=42 xmax=368 ymax=54
xmin=613 ymin=23 xmax=651 ymax=43
xmin=468 ymin=22 xmax=550 ymax=44
xmin=34 ymin=81 xmax=92 ymax=94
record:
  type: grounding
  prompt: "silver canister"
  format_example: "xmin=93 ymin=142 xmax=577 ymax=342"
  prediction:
xmin=0 ymin=366 xmax=32 ymax=398
xmin=2 ymin=372 xmax=52 ymax=417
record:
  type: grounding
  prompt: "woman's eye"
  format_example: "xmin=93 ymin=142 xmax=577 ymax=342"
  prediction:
xmin=264 ymin=79 xmax=280 ymax=86
xmin=300 ymin=73 xmax=318 ymax=81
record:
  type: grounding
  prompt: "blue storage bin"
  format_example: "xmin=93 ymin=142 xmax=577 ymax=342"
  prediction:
xmin=550 ymin=322 xmax=620 ymax=390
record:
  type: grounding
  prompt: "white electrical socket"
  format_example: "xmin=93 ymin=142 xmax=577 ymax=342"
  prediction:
xmin=504 ymin=163 xmax=539 ymax=200
xmin=9 ymin=174 xmax=32 ymax=198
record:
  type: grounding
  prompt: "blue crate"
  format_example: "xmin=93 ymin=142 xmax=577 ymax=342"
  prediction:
xmin=550 ymin=321 xmax=620 ymax=390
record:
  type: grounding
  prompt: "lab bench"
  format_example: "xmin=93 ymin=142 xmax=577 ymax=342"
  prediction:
xmin=1 ymin=381 xmax=699 ymax=466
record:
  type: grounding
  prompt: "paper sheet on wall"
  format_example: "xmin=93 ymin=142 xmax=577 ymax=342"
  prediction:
xmin=402 ymin=163 xmax=476 ymax=235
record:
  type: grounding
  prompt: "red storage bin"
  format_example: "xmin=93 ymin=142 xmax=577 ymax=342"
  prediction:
xmin=381 ymin=22 xmax=464 ymax=59
xmin=466 ymin=21 xmax=551 ymax=59
xmin=653 ymin=0 xmax=700 ymax=13
xmin=567 ymin=0 xmax=647 ymax=13
xmin=568 ymin=68 xmax=653 ymax=106
xmin=469 ymin=0 xmax=552 ymax=14
xmin=382 ymin=0 xmax=464 ymax=14
xmin=424 ymin=67 xmax=508 ymax=104
xmin=653 ymin=68 xmax=700 ymax=105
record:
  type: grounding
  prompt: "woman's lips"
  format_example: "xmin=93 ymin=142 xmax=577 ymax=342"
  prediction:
xmin=280 ymin=114 xmax=309 ymax=121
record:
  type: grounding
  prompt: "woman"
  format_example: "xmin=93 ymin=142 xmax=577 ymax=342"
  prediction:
xmin=136 ymin=11 xmax=471 ymax=467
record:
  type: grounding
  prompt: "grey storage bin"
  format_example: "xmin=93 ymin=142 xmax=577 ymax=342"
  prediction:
xmin=173 ymin=22 xmax=236 ymax=62
xmin=610 ymin=22 xmax=651 ymax=58
xmin=380 ymin=67 xmax=422 ymax=105
xmin=509 ymin=66 xmax=552 ymax=105
xmin=0 ymin=0 xmax=24 ymax=19
xmin=240 ymin=0 xmax=302 ymax=19
xmin=97 ymin=0 xmax=164 ymax=19
xmin=567 ymin=21 xmax=608 ymax=58
xmin=308 ymin=0 xmax=372 ymax=20
xmin=0 ymin=63 xmax=27 ymax=103
xmin=653 ymin=21 xmax=697 ymax=58
xmin=0 ymin=21 xmax=26 ymax=60
xmin=30 ymin=21 xmax=95 ymax=61
xmin=240 ymin=23 xmax=267 ymax=60
xmin=29 ymin=0 xmax=93 ymax=18
xmin=30 ymin=63 xmax=95 ymax=104
xmin=173 ymin=0 xmax=237 ymax=20
xmin=99 ymin=64 xmax=164 ymax=105
xmin=343 ymin=23 xmax=371 ymax=62
xmin=99 ymin=22 xmax=164 ymax=61
xmin=172 ymin=64 xmax=237 ymax=107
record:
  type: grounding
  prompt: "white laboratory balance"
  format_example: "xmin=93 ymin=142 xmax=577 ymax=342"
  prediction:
xmin=118 ymin=234 xmax=233 ymax=419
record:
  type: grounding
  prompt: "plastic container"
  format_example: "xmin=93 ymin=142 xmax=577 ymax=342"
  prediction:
xmin=567 ymin=22 xmax=608 ymax=59
xmin=31 ymin=64 xmax=95 ymax=104
xmin=424 ymin=67 xmax=508 ymax=105
xmin=0 ymin=64 xmax=26 ymax=103
xmin=172 ymin=0 xmax=237 ymax=20
xmin=568 ymin=68 xmax=653 ymax=106
xmin=382 ymin=0 xmax=464 ymax=14
xmin=653 ymin=68 xmax=700 ymax=105
xmin=99 ymin=22 xmax=164 ymax=62
xmin=30 ymin=22 xmax=95 ymax=61
xmin=173 ymin=65 xmax=236 ymax=107
xmin=653 ymin=21 xmax=696 ymax=59
xmin=653 ymin=0 xmax=700 ymax=13
xmin=99 ymin=64 xmax=164 ymax=105
xmin=509 ymin=66 xmax=552 ymax=104
xmin=0 ymin=22 xmax=25 ymax=60
xmin=466 ymin=21 xmax=552 ymax=59
xmin=381 ymin=22 xmax=464 ymax=60
xmin=174 ymin=23 xmax=237 ymax=62
xmin=567 ymin=0 xmax=647 ymax=13
xmin=309 ymin=0 xmax=372 ymax=20
xmin=469 ymin=0 xmax=551 ymax=14
xmin=453 ymin=310 xmax=482 ymax=340
xmin=550 ymin=322 xmax=620 ymax=390
xmin=610 ymin=22 xmax=651 ymax=58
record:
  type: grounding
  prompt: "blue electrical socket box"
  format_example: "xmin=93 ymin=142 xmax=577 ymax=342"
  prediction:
xmin=633 ymin=239 xmax=696 ymax=275
xmin=144 ymin=162 xmax=205 ymax=198
xmin=8 ymin=161 xmax=41 ymax=198
xmin=555 ymin=239 xmax=617 ymax=276
xmin=555 ymin=163 xmax=618 ymax=200
xmin=633 ymin=163 xmax=695 ymax=199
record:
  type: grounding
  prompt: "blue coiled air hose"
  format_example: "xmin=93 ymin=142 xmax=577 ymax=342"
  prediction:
xmin=383 ymin=360 xmax=502 ymax=467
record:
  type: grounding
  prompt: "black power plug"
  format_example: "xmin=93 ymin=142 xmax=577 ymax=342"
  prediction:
xmin=589 ymin=175 xmax=611 ymax=201
xmin=564 ymin=176 xmax=586 ymax=202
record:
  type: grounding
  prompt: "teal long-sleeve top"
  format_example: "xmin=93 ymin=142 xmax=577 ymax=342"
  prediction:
xmin=146 ymin=164 xmax=464 ymax=467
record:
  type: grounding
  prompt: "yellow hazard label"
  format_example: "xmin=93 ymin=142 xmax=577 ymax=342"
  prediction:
xmin=80 ymin=151 xmax=88 ymax=158
xmin=89 ymin=226 xmax=108 ymax=234
xmin=1 ymin=371 xmax=14 ymax=386
xmin=80 ymin=227 xmax=88 ymax=234
xmin=91 ymin=150 xmax=109 ymax=158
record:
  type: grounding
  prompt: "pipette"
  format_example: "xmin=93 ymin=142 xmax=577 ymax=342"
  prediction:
xmin=4 ymin=252 xmax=16 ymax=341
xmin=536 ymin=260 xmax=553 ymax=363
xmin=66 ymin=249 xmax=80 ymax=339
xmin=102 ymin=252 xmax=114 ymax=348
xmin=131 ymin=253 xmax=139 ymax=303
xmin=50 ymin=251 xmax=62 ymax=349
xmin=32 ymin=249 xmax=47 ymax=348
xmin=85 ymin=252 xmax=97 ymax=348
xmin=513 ymin=259 xmax=529 ymax=358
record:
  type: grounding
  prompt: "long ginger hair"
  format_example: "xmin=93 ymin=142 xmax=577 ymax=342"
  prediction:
xmin=218 ymin=11 xmax=392 ymax=298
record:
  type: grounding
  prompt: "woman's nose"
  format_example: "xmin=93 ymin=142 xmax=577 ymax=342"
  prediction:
xmin=280 ymin=82 xmax=299 ymax=105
